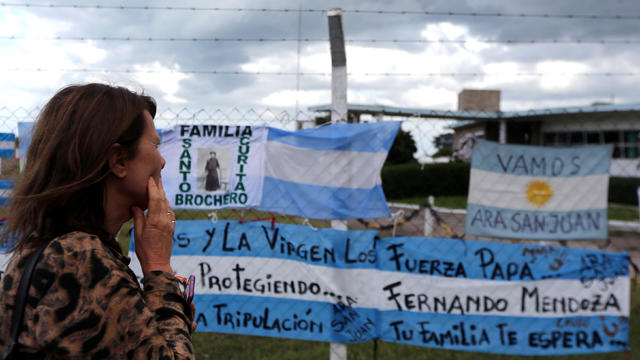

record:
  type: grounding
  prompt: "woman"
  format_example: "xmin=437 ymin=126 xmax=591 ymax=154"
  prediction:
xmin=0 ymin=83 xmax=194 ymax=359
xmin=204 ymin=151 xmax=221 ymax=191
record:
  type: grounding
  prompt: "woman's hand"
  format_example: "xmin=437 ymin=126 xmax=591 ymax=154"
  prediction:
xmin=131 ymin=177 xmax=175 ymax=275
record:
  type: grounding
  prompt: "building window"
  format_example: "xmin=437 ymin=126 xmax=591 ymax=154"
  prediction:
xmin=556 ymin=132 xmax=569 ymax=145
xmin=586 ymin=132 xmax=600 ymax=144
xmin=603 ymin=131 xmax=619 ymax=144
xmin=542 ymin=130 xmax=638 ymax=159
xmin=570 ymin=132 xmax=584 ymax=144
xmin=623 ymin=131 xmax=639 ymax=158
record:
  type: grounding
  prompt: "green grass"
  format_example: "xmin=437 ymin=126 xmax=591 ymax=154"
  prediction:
xmin=608 ymin=205 xmax=640 ymax=222
xmin=392 ymin=196 xmax=640 ymax=222
xmin=191 ymin=283 xmax=640 ymax=359
xmin=392 ymin=195 xmax=467 ymax=209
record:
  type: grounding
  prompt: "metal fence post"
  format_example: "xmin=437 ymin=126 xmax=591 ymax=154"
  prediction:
xmin=424 ymin=195 xmax=435 ymax=236
xmin=330 ymin=218 xmax=348 ymax=360
xmin=328 ymin=7 xmax=348 ymax=360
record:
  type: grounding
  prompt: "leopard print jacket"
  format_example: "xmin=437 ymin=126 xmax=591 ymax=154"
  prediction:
xmin=0 ymin=232 xmax=194 ymax=359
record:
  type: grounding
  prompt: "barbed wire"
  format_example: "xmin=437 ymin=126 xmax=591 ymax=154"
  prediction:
xmin=4 ymin=68 xmax=640 ymax=77
xmin=2 ymin=35 xmax=639 ymax=45
xmin=1 ymin=3 xmax=639 ymax=20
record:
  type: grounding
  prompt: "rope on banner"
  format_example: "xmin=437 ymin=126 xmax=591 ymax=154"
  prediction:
xmin=302 ymin=218 xmax=318 ymax=231
xmin=390 ymin=210 xmax=404 ymax=237
xmin=356 ymin=206 xmax=420 ymax=231
xmin=357 ymin=202 xmax=464 ymax=238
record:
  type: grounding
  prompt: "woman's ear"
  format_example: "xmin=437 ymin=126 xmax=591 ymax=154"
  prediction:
xmin=108 ymin=143 xmax=128 ymax=179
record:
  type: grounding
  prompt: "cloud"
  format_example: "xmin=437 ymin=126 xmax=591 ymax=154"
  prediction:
xmin=0 ymin=10 xmax=107 ymax=107
xmin=0 ymin=0 xmax=639 ymax=113
xmin=261 ymin=89 xmax=330 ymax=107
xmin=132 ymin=62 xmax=192 ymax=104
xmin=402 ymin=86 xmax=457 ymax=109
xmin=536 ymin=60 xmax=590 ymax=90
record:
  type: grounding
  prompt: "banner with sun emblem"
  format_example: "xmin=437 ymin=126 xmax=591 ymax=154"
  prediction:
xmin=465 ymin=140 xmax=613 ymax=240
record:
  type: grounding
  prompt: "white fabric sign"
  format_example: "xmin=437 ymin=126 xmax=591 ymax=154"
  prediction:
xmin=160 ymin=125 xmax=268 ymax=210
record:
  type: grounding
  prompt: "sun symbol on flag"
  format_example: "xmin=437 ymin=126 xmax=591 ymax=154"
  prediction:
xmin=526 ymin=181 xmax=553 ymax=207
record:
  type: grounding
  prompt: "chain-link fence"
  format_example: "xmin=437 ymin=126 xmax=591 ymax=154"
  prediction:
xmin=1 ymin=105 xmax=638 ymax=358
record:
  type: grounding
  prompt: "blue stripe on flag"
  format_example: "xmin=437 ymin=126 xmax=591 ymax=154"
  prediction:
xmin=193 ymin=294 xmax=378 ymax=343
xmin=135 ymin=220 xmax=628 ymax=279
xmin=257 ymin=177 xmax=391 ymax=219
xmin=0 ymin=198 xmax=7 ymax=206
xmin=192 ymin=295 xmax=629 ymax=355
xmin=378 ymin=236 xmax=628 ymax=280
xmin=267 ymin=122 xmax=400 ymax=152
xmin=0 ymin=180 xmax=13 ymax=189
xmin=0 ymin=133 xmax=15 ymax=142
xmin=465 ymin=203 xmax=608 ymax=240
xmin=471 ymin=140 xmax=612 ymax=177
xmin=0 ymin=149 xmax=14 ymax=158
xmin=378 ymin=311 xmax=629 ymax=355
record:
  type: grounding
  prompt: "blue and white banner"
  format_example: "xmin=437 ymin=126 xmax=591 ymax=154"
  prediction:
xmin=160 ymin=123 xmax=399 ymax=219
xmin=0 ymin=132 xmax=16 ymax=176
xmin=466 ymin=140 xmax=613 ymax=240
xmin=256 ymin=122 xmax=399 ymax=219
xmin=0 ymin=133 xmax=15 ymax=159
xmin=129 ymin=220 xmax=630 ymax=355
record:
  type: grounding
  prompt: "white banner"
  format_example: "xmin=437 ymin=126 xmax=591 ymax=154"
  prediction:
xmin=160 ymin=125 xmax=268 ymax=210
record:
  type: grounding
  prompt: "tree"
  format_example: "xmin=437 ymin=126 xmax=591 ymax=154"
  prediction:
xmin=386 ymin=129 xmax=417 ymax=165
xmin=432 ymin=133 xmax=453 ymax=158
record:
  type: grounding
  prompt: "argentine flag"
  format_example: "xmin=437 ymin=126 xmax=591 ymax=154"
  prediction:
xmin=465 ymin=140 xmax=612 ymax=240
xmin=257 ymin=122 xmax=400 ymax=219
xmin=160 ymin=122 xmax=400 ymax=220
xmin=0 ymin=133 xmax=14 ymax=159
xmin=0 ymin=133 xmax=15 ymax=205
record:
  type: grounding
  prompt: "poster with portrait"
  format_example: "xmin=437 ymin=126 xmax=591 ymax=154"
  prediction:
xmin=195 ymin=147 xmax=232 ymax=193
xmin=160 ymin=125 xmax=268 ymax=210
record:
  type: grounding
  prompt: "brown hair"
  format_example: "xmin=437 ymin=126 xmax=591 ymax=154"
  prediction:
xmin=1 ymin=83 xmax=156 ymax=251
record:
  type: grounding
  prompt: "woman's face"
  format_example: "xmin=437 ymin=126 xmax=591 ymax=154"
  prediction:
xmin=121 ymin=111 xmax=165 ymax=209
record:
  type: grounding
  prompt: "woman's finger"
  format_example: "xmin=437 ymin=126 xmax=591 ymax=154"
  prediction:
xmin=158 ymin=176 xmax=168 ymax=198
xmin=131 ymin=206 xmax=145 ymax=242
xmin=158 ymin=180 xmax=173 ymax=217
xmin=147 ymin=177 xmax=166 ymax=215
xmin=155 ymin=177 xmax=175 ymax=224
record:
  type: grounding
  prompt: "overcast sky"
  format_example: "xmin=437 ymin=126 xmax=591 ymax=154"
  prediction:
xmin=1 ymin=0 xmax=639 ymax=146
